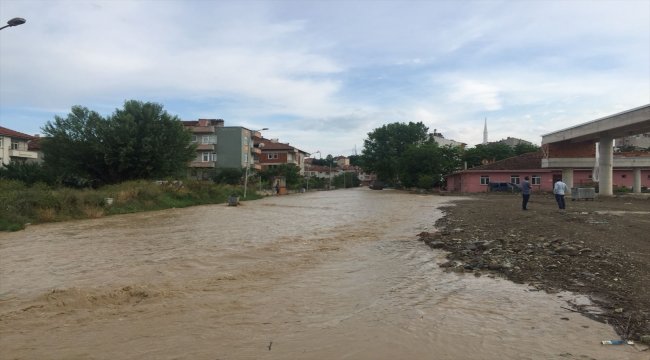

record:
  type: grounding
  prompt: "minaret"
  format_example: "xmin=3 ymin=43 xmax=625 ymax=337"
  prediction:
xmin=482 ymin=118 xmax=488 ymax=144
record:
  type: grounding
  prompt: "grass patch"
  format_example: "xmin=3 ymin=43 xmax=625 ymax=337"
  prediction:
xmin=0 ymin=179 xmax=262 ymax=231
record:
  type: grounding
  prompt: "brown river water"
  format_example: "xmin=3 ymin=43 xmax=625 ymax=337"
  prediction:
xmin=0 ymin=188 xmax=643 ymax=359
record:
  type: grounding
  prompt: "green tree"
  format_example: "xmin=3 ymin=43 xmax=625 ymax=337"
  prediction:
xmin=462 ymin=143 xmax=514 ymax=168
xmin=260 ymin=164 xmax=302 ymax=188
xmin=332 ymin=172 xmax=360 ymax=188
xmin=0 ymin=161 xmax=54 ymax=186
xmin=311 ymin=158 xmax=328 ymax=166
xmin=398 ymin=143 xmax=461 ymax=188
xmin=100 ymin=100 xmax=196 ymax=182
xmin=348 ymin=154 xmax=363 ymax=167
xmin=361 ymin=122 xmax=429 ymax=184
xmin=212 ymin=168 xmax=243 ymax=185
xmin=514 ymin=142 xmax=540 ymax=155
xmin=42 ymin=101 xmax=195 ymax=184
xmin=41 ymin=106 xmax=106 ymax=184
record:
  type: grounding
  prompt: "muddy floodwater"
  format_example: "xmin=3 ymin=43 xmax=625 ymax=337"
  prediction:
xmin=0 ymin=188 xmax=643 ymax=359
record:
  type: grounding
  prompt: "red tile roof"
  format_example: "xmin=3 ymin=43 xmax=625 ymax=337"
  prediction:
xmin=256 ymin=137 xmax=307 ymax=153
xmin=28 ymin=137 xmax=42 ymax=151
xmin=0 ymin=126 xmax=35 ymax=140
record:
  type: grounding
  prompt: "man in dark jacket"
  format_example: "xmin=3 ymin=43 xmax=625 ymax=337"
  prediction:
xmin=521 ymin=176 xmax=531 ymax=210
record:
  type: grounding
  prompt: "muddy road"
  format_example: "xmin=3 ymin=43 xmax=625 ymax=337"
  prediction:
xmin=0 ymin=188 xmax=642 ymax=359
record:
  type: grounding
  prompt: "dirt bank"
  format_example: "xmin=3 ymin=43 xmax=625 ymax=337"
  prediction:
xmin=419 ymin=193 xmax=650 ymax=342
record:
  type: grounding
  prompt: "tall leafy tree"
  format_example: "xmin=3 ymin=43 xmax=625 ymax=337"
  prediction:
xmin=348 ymin=154 xmax=363 ymax=167
xmin=361 ymin=122 xmax=429 ymax=183
xmin=462 ymin=143 xmax=515 ymax=168
xmin=398 ymin=143 xmax=462 ymax=188
xmin=260 ymin=164 xmax=302 ymax=188
xmin=41 ymin=106 xmax=107 ymax=184
xmin=514 ymin=142 xmax=540 ymax=155
xmin=42 ymin=100 xmax=195 ymax=184
xmin=100 ymin=100 xmax=195 ymax=182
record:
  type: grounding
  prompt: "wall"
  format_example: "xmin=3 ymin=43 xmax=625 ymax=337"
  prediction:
xmin=449 ymin=169 xmax=650 ymax=193
xmin=216 ymin=127 xmax=245 ymax=169
xmin=447 ymin=170 xmax=560 ymax=192
xmin=544 ymin=140 xmax=596 ymax=158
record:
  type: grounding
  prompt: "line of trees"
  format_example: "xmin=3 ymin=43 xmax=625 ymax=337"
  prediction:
xmin=1 ymin=100 xmax=196 ymax=187
xmin=360 ymin=122 xmax=539 ymax=189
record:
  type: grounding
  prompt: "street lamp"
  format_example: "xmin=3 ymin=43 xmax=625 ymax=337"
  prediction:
xmin=243 ymin=128 xmax=268 ymax=198
xmin=329 ymin=159 xmax=332 ymax=190
xmin=306 ymin=150 xmax=321 ymax=191
xmin=0 ymin=17 xmax=26 ymax=31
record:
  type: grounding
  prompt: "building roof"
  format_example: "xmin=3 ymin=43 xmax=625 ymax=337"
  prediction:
xmin=305 ymin=164 xmax=332 ymax=172
xmin=0 ymin=126 xmax=35 ymax=140
xmin=467 ymin=151 xmax=544 ymax=171
xmin=181 ymin=119 xmax=224 ymax=127
xmin=28 ymin=137 xmax=42 ymax=151
xmin=256 ymin=137 xmax=307 ymax=153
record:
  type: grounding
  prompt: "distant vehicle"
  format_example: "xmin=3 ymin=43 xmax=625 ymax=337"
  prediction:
xmin=489 ymin=182 xmax=520 ymax=192
xmin=369 ymin=181 xmax=384 ymax=190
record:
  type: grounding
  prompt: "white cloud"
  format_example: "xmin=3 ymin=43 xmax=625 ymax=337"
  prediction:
xmin=1 ymin=0 xmax=648 ymax=156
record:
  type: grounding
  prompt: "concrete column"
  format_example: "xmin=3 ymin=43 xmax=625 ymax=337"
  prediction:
xmin=562 ymin=168 xmax=574 ymax=195
xmin=598 ymin=137 xmax=614 ymax=196
xmin=633 ymin=168 xmax=642 ymax=193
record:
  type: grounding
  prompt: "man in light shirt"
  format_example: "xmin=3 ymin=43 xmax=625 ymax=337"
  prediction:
xmin=553 ymin=179 xmax=568 ymax=210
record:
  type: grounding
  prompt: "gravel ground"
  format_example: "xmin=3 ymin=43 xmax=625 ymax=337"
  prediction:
xmin=419 ymin=192 xmax=650 ymax=343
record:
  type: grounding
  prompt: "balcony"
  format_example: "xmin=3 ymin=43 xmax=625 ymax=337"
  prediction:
xmin=189 ymin=161 xmax=216 ymax=168
xmin=189 ymin=126 xmax=216 ymax=134
xmin=195 ymin=144 xmax=216 ymax=151
xmin=9 ymin=150 xmax=38 ymax=159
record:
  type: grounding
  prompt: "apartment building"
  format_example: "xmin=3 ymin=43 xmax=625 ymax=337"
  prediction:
xmin=182 ymin=119 xmax=264 ymax=180
xmin=255 ymin=137 xmax=308 ymax=174
xmin=0 ymin=126 xmax=39 ymax=167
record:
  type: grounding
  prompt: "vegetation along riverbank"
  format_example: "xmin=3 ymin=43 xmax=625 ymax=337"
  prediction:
xmin=0 ymin=179 xmax=259 ymax=231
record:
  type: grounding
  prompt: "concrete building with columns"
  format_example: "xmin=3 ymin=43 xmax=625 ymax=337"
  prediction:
xmin=541 ymin=105 xmax=650 ymax=195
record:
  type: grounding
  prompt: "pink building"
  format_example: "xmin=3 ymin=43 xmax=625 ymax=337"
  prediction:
xmin=446 ymin=151 xmax=650 ymax=193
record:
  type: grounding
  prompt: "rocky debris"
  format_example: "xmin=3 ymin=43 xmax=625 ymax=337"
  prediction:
xmin=419 ymin=194 xmax=650 ymax=342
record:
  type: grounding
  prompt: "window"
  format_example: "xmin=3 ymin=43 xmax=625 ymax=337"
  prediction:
xmin=511 ymin=175 xmax=520 ymax=184
xmin=202 ymin=152 xmax=216 ymax=162
xmin=267 ymin=153 xmax=278 ymax=159
xmin=531 ymin=175 xmax=541 ymax=185
xmin=191 ymin=135 xmax=198 ymax=143
xmin=243 ymin=153 xmax=248 ymax=163
xmin=202 ymin=135 xmax=216 ymax=144
xmin=480 ymin=176 xmax=489 ymax=185
xmin=11 ymin=142 xmax=19 ymax=150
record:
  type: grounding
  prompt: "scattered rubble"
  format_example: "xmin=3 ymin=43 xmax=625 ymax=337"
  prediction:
xmin=420 ymin=193 xmax=650 ymax=342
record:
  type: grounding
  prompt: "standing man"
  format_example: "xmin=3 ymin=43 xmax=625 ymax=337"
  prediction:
xmin=521 ymin=176 xmax=531 ymax=210
xmin=553 ymin=179 xmax=568 ymax=210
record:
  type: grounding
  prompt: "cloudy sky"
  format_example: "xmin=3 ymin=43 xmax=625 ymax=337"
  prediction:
xmin=1 ymin=0 xmax=649 ymax=156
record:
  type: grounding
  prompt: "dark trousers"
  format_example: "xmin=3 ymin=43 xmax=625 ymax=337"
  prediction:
xmin=555 ymin=194 xmax=566 ymax=209
xmin=522 ymin=194 xmax=530 ymax=210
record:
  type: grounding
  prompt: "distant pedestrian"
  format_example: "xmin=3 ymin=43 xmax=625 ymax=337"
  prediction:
xmin=521 ymin=176 xmax=531 ymax=210
xmin=275 ymin=182 xmax=280 ymax=195
xmin=554 ymin=179 xmax=568 ymax=210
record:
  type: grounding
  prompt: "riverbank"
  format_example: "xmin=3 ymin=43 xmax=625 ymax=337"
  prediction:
xmin=0 ymin=179 xmax=260 ymax=231
xmin=419 ymin=193 xmax=650 ymax=344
